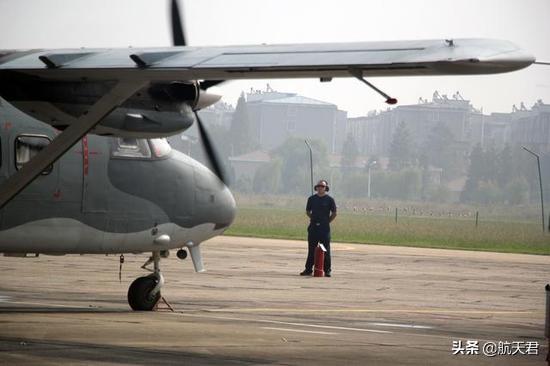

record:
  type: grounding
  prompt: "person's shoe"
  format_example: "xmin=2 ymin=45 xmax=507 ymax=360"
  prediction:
xmin=300 ymin=270 xmax=313 ymax=276
xmin=325 ymin=272 xmax=331 ymax=277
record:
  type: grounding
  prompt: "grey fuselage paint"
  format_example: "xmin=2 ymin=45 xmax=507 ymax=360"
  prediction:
xmin=0 ymin=99 xmax=236 ymax=254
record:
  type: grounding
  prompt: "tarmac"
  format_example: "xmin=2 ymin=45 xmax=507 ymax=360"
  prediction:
xmin=0 ymin=235 xmax=548 ymax=365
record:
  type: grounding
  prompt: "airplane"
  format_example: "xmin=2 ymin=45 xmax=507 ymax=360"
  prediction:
xmin=0 ymin=0 xmax=542 ymax=310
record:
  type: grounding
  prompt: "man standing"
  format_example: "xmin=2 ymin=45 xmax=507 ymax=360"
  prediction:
xmin=301 ymin=179 xmax=337 ymax=277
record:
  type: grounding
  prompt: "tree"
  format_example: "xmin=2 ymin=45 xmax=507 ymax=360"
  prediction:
xmin=273 ymin=137 xmax=329 ymax=194
xmin=388 ymin=121 xmax=413 ymax=171
xmin=482 ymin=145 xmax=499 ymax=182
xmin=475 ymin=181 xmax=503 ymax=204
xmin=496 ymin=144 xmax=513 ymax=188
xmin=460 ymin=144 xmax=485 ymax=203
xmin=229 ymin=92 xmax=255 ymax=156
xmin=504 ymin=177 xmax=530 ymax=205
xmin=253 ymin=159 xmax=282 ymax=193
xmin=426 ymin=185 xmax=452 ymax=203
xmin=340 ymin=132 xmax=360 ymax=174
xmin=370 ymin=168 xmax=422 ymax=200
xmin=425 ymin=122 xmax=462 ymax=181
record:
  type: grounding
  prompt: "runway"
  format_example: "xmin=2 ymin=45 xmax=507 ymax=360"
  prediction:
xmin=0 ymin=236 xmax=548 ymax=365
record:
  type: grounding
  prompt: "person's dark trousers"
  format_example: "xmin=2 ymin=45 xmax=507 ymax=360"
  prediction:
xmin=305 ymin=224 xmax=331 ymax=273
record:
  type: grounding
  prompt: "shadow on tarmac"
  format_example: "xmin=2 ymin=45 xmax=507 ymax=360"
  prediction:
xmin=0 ymin=336 xmax=272 ymax=366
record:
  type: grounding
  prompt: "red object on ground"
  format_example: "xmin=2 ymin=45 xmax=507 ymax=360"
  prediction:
xmin=314 ymin=244 xmax=325 ymax=277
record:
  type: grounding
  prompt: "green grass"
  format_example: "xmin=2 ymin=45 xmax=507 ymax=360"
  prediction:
xmin=225 ymin=207 xmax=550 ymax=255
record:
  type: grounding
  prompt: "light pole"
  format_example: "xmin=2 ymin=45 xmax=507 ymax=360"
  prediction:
xmin=522 ymin=146 xmax=546 ymax=233
xmin=305 ymin=140 xmax=314 ymax=196
xmin=367 ymin=160 xmax=377 ymax=199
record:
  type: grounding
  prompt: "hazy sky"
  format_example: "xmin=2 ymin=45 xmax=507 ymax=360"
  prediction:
xmin=1 ymin=0 xmax=549 ymax=117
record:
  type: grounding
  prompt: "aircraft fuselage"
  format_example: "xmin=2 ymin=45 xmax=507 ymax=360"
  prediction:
xmin=0 ymin=99 xmax=236 ymax=256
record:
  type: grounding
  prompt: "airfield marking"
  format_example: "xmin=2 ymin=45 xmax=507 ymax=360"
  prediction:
xmin=369 ymin=322 xmax=432 ymax=329
xmin=261 ymin=327 xmax=338 ymax=335
xmin=0 ymin=295 xmax=11 ymax=303
xmin=6 ymin=301 xmax=93 ymax=309
xmin=169 ymin=311 xmax=546 ymax=345
xmin=171 ymin=312 xmax=392 ymax=334
xmin=332 ymin=244 xmax=356 ymax=251
xmin=1 ymin=299 xmax=542 ymax=346
xmin=202 ymin=307 xmax=536 ymax=315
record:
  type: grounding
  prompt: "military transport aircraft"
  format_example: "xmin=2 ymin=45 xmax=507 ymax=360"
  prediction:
xmin=0 ymin=0 xmax=540 ymax=310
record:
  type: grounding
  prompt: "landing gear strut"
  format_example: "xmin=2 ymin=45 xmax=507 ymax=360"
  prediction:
xmin=128 ymin=251 xmax=164 ymax=311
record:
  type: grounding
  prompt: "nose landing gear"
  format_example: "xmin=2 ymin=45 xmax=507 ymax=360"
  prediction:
xmin=128 ymin=251 xmax=164 ymax=311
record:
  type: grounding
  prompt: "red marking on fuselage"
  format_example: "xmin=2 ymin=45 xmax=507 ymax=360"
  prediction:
xmin=53 ymin=189 xmax=61 ymax=199
xmin=3 ymin=121 xmax=12 ymax=130
xmin=82 ymin=136 xmax=89 ymax=176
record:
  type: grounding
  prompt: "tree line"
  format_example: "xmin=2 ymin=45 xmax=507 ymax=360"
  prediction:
xmin=192 ymin=96 xmax=547 ymax=205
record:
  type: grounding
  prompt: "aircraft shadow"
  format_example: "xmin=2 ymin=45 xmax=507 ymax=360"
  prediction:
xmin=0 ymin=306 xmax=129 ymax=314
xmin=0 ymin=336 xmax=273 ymax=365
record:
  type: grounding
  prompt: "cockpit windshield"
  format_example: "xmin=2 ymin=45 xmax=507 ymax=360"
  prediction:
xmin=112 ymin=138 xmax=151 ymax=159
xmin=111 ymin=137 xmax=171 ymax=160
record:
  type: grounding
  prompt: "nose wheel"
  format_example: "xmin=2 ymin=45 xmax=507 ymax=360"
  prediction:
xmin=128 ymin=275 xmax=161 ymax=311
xmin=128 ymin=251 xmax=164 ymax=311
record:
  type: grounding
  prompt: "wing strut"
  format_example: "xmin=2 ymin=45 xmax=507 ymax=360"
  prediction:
xmin=349 ymin=69 xmax=397 ymax=105
xmin=0 ymin=80 xmax=148 ymax=209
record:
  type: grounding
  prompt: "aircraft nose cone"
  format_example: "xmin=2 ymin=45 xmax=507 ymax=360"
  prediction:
xmin=192 ymin=161 xmax=236 ymax=232
xmin=215 ymin=183 xmax=237 ymax=231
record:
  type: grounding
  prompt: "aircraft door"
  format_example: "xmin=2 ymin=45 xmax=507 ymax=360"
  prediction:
xmin=0 ymin=133 xmax=5 ymax=225
xmin=0 ymin=135 xmax=4 ymax=179
xmin=81 ymin=136 xmax=108 ymax=213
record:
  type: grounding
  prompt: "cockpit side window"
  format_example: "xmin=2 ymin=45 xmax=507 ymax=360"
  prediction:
xmin=111 ymin=138 xmax=151 ymax=159
xmin=149 ymin=138 xmax=172 ymax=158
xmin=15 ymin=135 xmax=52 ymax=174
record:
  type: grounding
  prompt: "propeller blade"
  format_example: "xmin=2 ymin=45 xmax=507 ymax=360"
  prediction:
xmin=194 ymin=111 xmax=226 ymax=184
xmin=170 ymin=2 xmax=228 ymax=93
xmin=171 ymin=0 xmax=186 ymax=46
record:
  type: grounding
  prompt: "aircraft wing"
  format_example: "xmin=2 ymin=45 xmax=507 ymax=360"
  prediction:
xmin=0 ymin=38 xmax=535 ymax=210
xmin=0 ymin=38 xmax=535 ymax=82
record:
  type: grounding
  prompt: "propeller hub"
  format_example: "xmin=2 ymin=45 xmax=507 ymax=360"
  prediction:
xmin=195 ymin=91 xmax=222 ymax=111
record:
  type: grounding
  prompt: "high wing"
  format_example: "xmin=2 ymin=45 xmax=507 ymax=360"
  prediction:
xmin=0 ymin=38 xmax=535 ymax=82
xmin=0 ymin=38 xmax=534 ymax=133
xmin=0 ymin=38 xmax=535 ymax=209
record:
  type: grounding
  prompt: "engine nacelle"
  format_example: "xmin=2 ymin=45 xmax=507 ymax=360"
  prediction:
xmin=148 ymin=81 xmax=221 ymax=111
xmin=0 ymin=76 xmax=220 ymax=137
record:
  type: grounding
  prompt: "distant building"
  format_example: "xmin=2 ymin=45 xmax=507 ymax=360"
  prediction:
xmin=344 ymin=112 xmax=383 ymax=156
xmin=228 ymin=150 xmax=271 ymax=182
xmin=469 ymin=100 xmax=550 ymax=151
xmin=346 ymin=92 xmax=550 ymax=157
xmin=508 ymin=100 xmax=550 ymax=152
xmin=245 ymin=86 xmax=347 ymax=153
xmin=351 ymin=91 xmax=478 ymax=157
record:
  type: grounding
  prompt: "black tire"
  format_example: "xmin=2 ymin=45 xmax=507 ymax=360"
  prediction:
xmin=127 ymin=276 xmax=161 ymax=311
xmin=176 ymin=249 xmax=188 ymax=260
